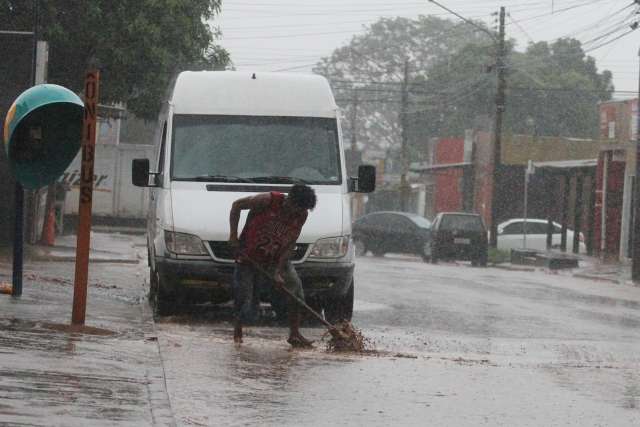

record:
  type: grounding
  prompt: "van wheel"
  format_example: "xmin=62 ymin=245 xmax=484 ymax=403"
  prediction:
xmin=151 ymin=271 xmax=178 ymax=317
xmin=324 ymin=281 xmax=354 ymax=324
xmin=270 ymin=292 xmax=289 ymax=324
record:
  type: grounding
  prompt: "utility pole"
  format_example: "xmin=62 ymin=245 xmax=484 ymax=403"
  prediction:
xmin=350 ymin=88 xmax=359 ymax=152
xmin=400 ymin=59 xmax=410 ymax=212
xmin=489 ymin=6 xmax=506 ymax=248
xmin=349 ymin=88 xmax=360 ymax=216
xmin=632 ymin=46 xmax=640 ymax=282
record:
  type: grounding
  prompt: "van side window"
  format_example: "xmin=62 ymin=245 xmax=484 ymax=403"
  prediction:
xmin=157 ymin=121 xmax=167 ymax=173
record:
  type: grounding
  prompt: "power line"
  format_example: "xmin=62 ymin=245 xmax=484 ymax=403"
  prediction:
xmin=427 ymin=0 xmax=497 ymax=41
xmin=506 ymin=0 xmax=611 ymax=26
xmin=584 ymin=27 xmax=638 ymax=52
xmin=507 ymin=12 xmax=535 ymax=44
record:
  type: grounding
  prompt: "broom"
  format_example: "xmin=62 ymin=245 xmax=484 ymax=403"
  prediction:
xmin=244 ymin=257 xmax=364 ymax=350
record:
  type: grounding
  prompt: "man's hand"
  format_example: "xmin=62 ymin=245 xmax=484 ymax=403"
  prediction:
xmin=229 ymin=234 xmax=242 ymax=259
xmin=273 ymin=270 xmax=285 ymax=290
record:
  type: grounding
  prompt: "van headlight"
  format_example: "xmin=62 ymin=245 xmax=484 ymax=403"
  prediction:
xmin=309 ymin=236 xmax=349 ymax=258
xmin=164 ymin=231 xmax=208 ymax=255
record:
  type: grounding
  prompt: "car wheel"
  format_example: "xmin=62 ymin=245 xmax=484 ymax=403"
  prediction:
xmin=324 ymin=281 xmax=354 ymax=324
xmin=479 ymin=250 xmax=488 ymax=267
xmin=354 ymin=238 xmax=367 ymax=257
xmin=421 ymin=241 xmax=431 ymax=262
xmin=371 ymin=245 xmax=386 ymax=257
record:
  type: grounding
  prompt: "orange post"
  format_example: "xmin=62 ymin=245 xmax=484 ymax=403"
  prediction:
xmin=71 ymin=70 xmax=99 ymax=325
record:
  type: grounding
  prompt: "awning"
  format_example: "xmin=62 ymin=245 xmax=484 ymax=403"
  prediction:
xmin=532 ymin=159 xmax=597 ymax=170
xmin=410 ymin=162 xmax=472 ymax=173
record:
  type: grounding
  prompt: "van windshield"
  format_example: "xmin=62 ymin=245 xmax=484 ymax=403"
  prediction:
xmin=171 ymin=114 xmax=342 ymax=184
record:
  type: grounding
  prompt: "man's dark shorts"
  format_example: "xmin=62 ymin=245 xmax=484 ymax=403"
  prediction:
xmin=232 ymin=261 xmax=305 ymax=323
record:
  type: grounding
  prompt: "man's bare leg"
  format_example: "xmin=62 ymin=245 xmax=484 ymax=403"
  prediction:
xmin=287 ymin=306 xmax=313 ymax=348
xmin=233 ymin=319 xmax=243 ymax=344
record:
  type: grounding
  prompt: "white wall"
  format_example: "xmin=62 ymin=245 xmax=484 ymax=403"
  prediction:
xmin=60 ymin=144 xmax=153 ymax=219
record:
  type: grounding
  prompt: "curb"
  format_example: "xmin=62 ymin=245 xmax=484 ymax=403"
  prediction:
xmin=28 ymin=248 xmax=140 ymax=264
xmin=140 ymin=296 xmax=177 ymax=426
xmin=29 ymin=255 xmax=140 ymax=264
xmin=491 ymin=264 xmax=536 ymax=272
xmin=572 ymin=273 xmax=623 ymax=285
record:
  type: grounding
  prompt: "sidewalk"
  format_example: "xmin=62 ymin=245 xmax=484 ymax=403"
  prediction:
xmin=571 ymin=257 xmax=633 ymax=285
xmin=494 ymin=251 xmax=635 ymax=286
xmin=0 ymin=232 xmax=174 ymax=426
xmin=28 ymin=231 xmax=144 ymax=263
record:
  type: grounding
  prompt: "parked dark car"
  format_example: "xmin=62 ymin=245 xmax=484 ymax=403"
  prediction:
xmin=430 ymin=212 xmax=488 ymax=266
xmin=352 ymin=211 xmax=432 ymax=261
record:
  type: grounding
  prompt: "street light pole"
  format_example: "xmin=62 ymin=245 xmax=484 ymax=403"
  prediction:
xmin=632 ymin=47 xmax=640 ymax=282
xmin=400 ymin=59 xmax=410 ymax=212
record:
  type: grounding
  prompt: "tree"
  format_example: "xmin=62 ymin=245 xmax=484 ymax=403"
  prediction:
xmin=421 ymin=38 xmax=613 ymax=138
xmin=0 ymin=0 xmax=230 ymax=119
xmin=313 ymin=16 xmax=492 ymax=159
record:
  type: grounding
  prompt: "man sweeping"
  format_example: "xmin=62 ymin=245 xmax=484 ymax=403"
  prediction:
xmin=229 ymin=184 xmax=317 ymax=347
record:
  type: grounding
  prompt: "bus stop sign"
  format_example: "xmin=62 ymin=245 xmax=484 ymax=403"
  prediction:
xmin=3 ymin=84 xmax=83 ymax=189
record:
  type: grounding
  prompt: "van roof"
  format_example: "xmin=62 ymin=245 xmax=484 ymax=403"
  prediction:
xmin=171 ymin=71 xmax=338 ymax=117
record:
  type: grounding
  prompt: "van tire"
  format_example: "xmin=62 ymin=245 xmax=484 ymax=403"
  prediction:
xmin=150 ymin=270 xmax=178 ymax=317
xmin=270 ymin=292 xmax=289 ymax=324
xmin=324 ymin=281 xmax=354 ymax=324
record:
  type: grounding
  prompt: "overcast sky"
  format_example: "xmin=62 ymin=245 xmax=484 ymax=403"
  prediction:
xmin=214 ymin=0 xmax=640 ymax=97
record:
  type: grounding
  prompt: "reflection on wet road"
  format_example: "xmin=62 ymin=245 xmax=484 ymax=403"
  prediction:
xmin=157 ymin=256 xmax=640 ymax=426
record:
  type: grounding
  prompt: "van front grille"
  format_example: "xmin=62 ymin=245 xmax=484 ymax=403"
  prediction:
xmin=208 ymin=241 xmax=309 ymax=261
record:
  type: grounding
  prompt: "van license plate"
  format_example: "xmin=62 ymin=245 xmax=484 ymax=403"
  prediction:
xmin=454 ymin=238 xmax=470 ymax=244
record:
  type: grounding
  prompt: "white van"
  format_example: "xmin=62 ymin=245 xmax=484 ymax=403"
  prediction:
xmin=132 ymin=71 xmax=375 ymax=321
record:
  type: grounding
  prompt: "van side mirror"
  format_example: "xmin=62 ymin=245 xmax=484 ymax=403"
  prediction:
xmin=349 ymin=164 xmax=376 ymax=193
xmin=132 ymin=158 xmax=151 ymax=187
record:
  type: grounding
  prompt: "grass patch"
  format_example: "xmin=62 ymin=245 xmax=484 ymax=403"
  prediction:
xmin=488 ymin=248 xmax=510 ymax=264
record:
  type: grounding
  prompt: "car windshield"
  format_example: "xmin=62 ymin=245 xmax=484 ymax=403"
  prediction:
xmin=440 ymin=215 xmax=483 ymax=231
xmin=171 ymin=114 xmax=341 ymax=184
xmin=408 ymin=215 xmax=432 ymax=229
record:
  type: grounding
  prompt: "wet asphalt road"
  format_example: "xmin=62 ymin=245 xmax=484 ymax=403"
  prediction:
xmin=2 ymin=236 xmax=640 ymax=426
xmin=154 ymin=254 xmax=640 ymax=426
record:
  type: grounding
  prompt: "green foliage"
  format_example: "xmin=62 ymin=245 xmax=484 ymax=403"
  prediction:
xmin=315 ymin=16 xmax=613 ymax=156
xmin=488 ymin=247 xmax=510 ymax=264
xmin=0 ymin=0 xmax=229 ymax=119
xmin=416 ymin=37 xmax=612 ymax=139
xmin=313 ymin=16 xmax=491 ymax=155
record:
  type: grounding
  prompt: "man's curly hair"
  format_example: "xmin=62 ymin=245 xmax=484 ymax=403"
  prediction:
xmin=288 ymin=184 xmax=316 ymax=210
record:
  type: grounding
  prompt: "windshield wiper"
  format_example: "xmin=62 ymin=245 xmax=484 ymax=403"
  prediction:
xmin=249 ymin=176 xmax=308 ymax=184
xmin=189 ymin=175 xmax=254 ymax=183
